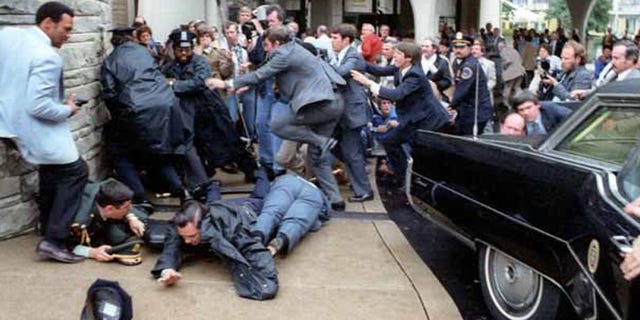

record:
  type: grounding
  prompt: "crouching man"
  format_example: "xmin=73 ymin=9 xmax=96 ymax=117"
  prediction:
xmin=151 ymin=170 xmax=329 ymax=300
xmin=65 ymin=179 xmax=149 ymax=265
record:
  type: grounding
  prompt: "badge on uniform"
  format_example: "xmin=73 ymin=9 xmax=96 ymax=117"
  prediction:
xmin=461 ymin=67 xmax=473 ymax=80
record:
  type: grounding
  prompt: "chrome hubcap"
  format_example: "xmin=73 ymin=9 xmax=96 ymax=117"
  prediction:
xmin=486 ymin=247 xmax=543 ymax=319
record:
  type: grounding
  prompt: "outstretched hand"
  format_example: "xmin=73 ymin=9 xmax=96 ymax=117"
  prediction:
xmin=205 ymin=78 xmax=226 ymax=90
xmin=350 ymin=70 xmax=371 ymax=87
xmin=158 ymin=268 xmax=182 ymax=286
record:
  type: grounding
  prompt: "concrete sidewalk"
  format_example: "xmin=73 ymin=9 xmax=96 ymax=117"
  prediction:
xmin=0 ymin=169 xmax=461 ymax=320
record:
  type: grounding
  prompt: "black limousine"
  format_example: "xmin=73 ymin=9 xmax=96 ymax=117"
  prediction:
xmin=408 ymin=80 xmax=640 ymax=320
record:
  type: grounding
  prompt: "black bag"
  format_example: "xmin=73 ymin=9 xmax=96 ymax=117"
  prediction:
xmin=80 ymin=279 xmax=132 ymax=320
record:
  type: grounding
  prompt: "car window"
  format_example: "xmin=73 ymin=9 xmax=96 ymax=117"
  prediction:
xmin=556 ymin=106 xmax=640 ymax=166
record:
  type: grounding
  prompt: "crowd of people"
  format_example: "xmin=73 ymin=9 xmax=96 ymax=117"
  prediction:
xmin=1 ymin=1 xmax=640 ymax=308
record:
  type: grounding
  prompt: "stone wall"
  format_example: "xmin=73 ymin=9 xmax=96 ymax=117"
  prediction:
xmin=0 ymin=0 xmax=113 ymax=239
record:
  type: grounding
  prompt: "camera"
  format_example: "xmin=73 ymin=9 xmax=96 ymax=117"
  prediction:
xmin=539 ymin=59 xmax=551 ymax=78
xmin=241 ymin=20 xmax=268 ymax=39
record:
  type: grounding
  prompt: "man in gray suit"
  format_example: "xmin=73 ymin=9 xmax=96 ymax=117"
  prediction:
xmin=330 ymin=24 xmax=374 ymax=202
xmin=206 ymin=25 xmax=346 ymax=208
xmin=542 ymin=40 xmax=592 ymax=101
xmin=572 ymin=39 xmax=640 ymax=100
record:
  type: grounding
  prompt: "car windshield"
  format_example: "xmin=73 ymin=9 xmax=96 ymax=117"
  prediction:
xmin=556 ymin=106 xmax=640 ymax=166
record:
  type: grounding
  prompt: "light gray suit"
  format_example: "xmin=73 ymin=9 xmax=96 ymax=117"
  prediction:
xmin=333 ymin=46 xmax=372 ymax=197
xmin=235 ymin=40 xmax=346 ymax=203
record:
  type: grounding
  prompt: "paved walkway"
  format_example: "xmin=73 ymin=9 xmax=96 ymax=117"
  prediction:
xmin=0 ymin=167 xmax=461 ymax=320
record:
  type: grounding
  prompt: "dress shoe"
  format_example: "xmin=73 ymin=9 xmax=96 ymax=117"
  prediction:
xmin=320 ymin=137 xmax=338 ymax=159
xmin=267 ymin=234 xmax=289 ymax=256
xmin=331 ymin=201 xmax=345 ymax=211
xmin=348 ymin=192 xmax=374 ymax=203
xmin=36 ymin=240 xmax=85 ymax=263
xmin=221 ymin=163 xmax=239 ymax=174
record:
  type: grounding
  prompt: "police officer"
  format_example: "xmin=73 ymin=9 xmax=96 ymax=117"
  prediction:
xmin=164 ymin=30 xmax=256 ymax=187
xmin=66 ymin=179 xmax=149 ymax=266
xmin=450 ymin=32 xmax=493 ymax=135
xmin=102 ymin=26 xmax=190 ymax=206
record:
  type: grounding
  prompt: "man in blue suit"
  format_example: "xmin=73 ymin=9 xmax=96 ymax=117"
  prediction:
xmin=351 ymin=42 xmax=450 ymax=180
xmin=330 ymin=24 xmax=374 ymax=202
xmin=0 ymin=2 xmax=87 ymax=263
xmin=510 ymin=90 xmax=572 ymax=135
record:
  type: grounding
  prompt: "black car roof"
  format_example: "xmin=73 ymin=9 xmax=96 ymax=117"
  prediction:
xmin=596 ymin=78 xmax=640 ymax=95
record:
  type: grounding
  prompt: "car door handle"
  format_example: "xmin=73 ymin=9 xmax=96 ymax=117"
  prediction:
xmin=611 ymin=235 xmax=633 ymax=256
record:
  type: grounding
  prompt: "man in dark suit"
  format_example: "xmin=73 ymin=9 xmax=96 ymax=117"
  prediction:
xmin=206 ymin=25 xmax=346 ymax=206
xmin=511 ymin=90 xmax=571 ymax=135
xmin=329 ymin=24 xmax=374 ymax=202
xmin=351 ymin=42 xmax=449 ymax=180
xmin=421 ymin=37 xmax=453 ymax=100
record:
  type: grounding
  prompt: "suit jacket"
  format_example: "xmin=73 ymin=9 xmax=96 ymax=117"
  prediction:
xmin=364 ymin=63 xmax=449 ymax=131
xmin=235 ymin=41 xmax=344 ymax=114
xmin=619 ymin=68 xmax=640 ymax=81
xmin=333 ymin=46 xmax=369 ymax=129
xmin=552 ymin=66 xmax=592 ymax=101
xmin=537 ymin=101 xmax=572 ymax=133
xmin=424 ymin=55 xmax=453 ymax=93
xmin=0 ymin=27 xmax=78 ymax=165
xmin=500 ymin=46 xmax=526 ymax=82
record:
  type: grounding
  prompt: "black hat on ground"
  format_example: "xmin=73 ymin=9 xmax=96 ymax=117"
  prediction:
xmin=80 ymin=279 xmax=132 ymax=320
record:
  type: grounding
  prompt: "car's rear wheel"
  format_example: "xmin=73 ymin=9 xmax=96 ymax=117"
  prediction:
xmin=479 ymin=245 xmax=562 ymax=320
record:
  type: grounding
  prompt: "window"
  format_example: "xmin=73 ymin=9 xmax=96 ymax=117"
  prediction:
xmin=619 ymin=145 xmax=640 ymax=200
xmin=556 ymin=106 xmax=640 ymax=166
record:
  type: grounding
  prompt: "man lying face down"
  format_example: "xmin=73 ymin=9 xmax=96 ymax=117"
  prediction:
xmin=151 ymin=169 xmax=330 ymax=300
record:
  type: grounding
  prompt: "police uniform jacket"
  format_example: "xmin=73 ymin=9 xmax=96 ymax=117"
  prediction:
xmin=101 ymin=41 xmax=188 ymax=155
xmin=162 ymin=54 xmax=213 ymax=147
xmin=451 ymin=55 xmax=493 ymax=125
xmin=69 ymin=178 xmax=149 ymax=249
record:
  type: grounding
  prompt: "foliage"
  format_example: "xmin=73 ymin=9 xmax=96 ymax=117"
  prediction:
xmin=545 ymin=0 xmax=611 ymax=32
xmin=588 ymin=0 xmax=612 ymax=32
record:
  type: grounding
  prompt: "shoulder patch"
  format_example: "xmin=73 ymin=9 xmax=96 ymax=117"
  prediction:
xmin=461 ymin=67 xmax=473 ymax=80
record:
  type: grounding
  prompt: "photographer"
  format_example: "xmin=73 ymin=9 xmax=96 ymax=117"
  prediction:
xmin=531 ymin=43 xmax=561 ymax=101
xmin=245 ymin=4 xmax=288 ymax=178
xmin=541 ymin=40 xmax=591 ymax=102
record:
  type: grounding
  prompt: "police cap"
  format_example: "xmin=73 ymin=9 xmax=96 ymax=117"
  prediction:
xmin=170 ymin=30 xmax=196 ymax=48
xmin=451 ymin=32 xmax=473 ymax=47
xmin=108 ymin=26 xmax=136 ymax=36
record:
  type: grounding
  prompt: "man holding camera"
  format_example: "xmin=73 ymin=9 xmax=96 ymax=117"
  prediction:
xmin=541 ymin=40 xmax=592 ymax=101
xmin=244 ymin=4 xmax=288 ymax=178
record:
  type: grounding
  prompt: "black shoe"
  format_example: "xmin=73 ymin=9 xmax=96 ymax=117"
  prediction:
xmin=221 ymin=163 xmax=239 ymax=174
xmin=320 ymin=137 xmax=338 ymax=159
xmin=331 ymin=201 xmax=345 ymax=211
xmin=348 ymin=192 xmax=374 ymax=203
xmin=36 ymin=240 xmax=84 ymax=263
xmin=267 ymin=234 xmax=289 ymax=256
